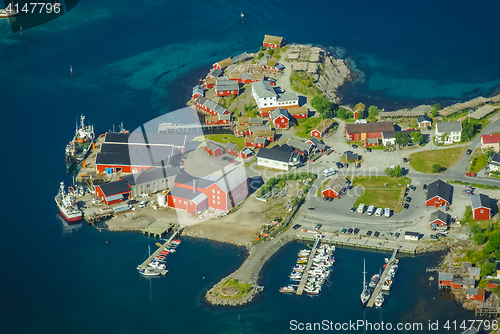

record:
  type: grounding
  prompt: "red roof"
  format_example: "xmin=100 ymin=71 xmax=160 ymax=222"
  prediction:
xmin=482 ymin=133 xmax=500 ymax=144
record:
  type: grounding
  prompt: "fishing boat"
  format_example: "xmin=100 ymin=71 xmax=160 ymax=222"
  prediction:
xmin=280 ymin=285 xmax=296 ymax=293
xmin=65 ymin=115 xmax=95 ymax=170
xmin=139 ymin=268 xmax=160 ymax=276
xmin=368 ymin=274 xmax=380 ymax=288
xmin=375 ymin=293 xmax=384 ymax=307
xmin=55 ymin=182 xmax=82 ymax=222
xmin=360 ymin=259 xmax=371 ymax=305
xmin=381 ymin=278 xmax=392 ymax=291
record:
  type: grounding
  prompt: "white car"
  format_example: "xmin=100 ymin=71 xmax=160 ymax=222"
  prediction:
xmin=366 ymin=205 xmax=375 ymax=216
xmin=139 ymin=200 xmax=146 ymax=208
xmin=323 ymin=168 xmax=337 ymax=177
xmin=384 ymin=208 xmax=390 ymax=218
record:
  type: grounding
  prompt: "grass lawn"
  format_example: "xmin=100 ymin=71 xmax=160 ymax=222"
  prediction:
xmin=470 ymin=154 xmax=488 ymax=173
xmin=214 ymin=279 xmax=253 ymax=300
xmin=353 ymin=189 xmax=403 ymax=213
xmin=351 ymin=176 xmax=410 ymax=213
xmin=290 ymin=71 xmax=322 ymax=96
xmin=295 ymin=117 xmax=322 ymax=138
xmin=409 ymin=146 xmax=466 ymax=173
xmin=205 ymin=134 xmax=245 ymax=150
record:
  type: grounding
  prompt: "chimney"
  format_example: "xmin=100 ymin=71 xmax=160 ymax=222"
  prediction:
xmin=193 ymin=179 xmax=196 ymax=193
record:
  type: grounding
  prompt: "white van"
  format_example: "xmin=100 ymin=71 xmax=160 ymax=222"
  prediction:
xmin=323 ymin=168 xmax=337 ymax=177
xmin=384 ymin=208 xmax=390 ymax=218
xmin=357 ymin=203 xmax=365 ymax=213
xmin=366 ymin=205 xmax=375 ymax=216
xmin=375 ymin=208 xmax=383 ymax=217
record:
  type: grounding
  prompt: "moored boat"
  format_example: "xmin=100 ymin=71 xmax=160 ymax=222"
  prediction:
xmin=360 ymin=259 xmax=371 ymax=305
xmin=368 ymin=274 xmax=380 ymax=288
xmin=0 ymin=8 xmax=18 ymax=17
xmin=65 ymin=115 xmax=95 ymax=170
xmin=55 ymin=182 xmax=82 ymax=222
xmin=375 ymin=293 xmax=384 ymax=307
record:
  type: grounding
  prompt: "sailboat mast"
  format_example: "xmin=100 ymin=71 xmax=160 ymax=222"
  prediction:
xmin=363 ymin=259 xmax=366 ymax=288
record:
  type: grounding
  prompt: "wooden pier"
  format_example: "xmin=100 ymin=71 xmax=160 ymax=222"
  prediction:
xmin=158 ymin=122 xmax=234 ymax=133
xmin=136 ymin=227 xmax=183 ymax=275
xmin=476 ymin=301 xmax=500 ymax=317
xmin=296 ymin=236 xmax=321 ymax=295
xmin=366 ymin=247 xmax=398 ymax=308
xmin=143 ymin=222 xmax=174 ymax=238
xmin=426 ymin=267 xmax=442 ymax=273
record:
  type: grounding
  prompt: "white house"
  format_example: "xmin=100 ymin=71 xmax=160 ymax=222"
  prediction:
xmin=490 ymin=153 xmax=500 ymax=172
xmin=251 ymin=81 xmax=298 ymax=116
xmin=435 ymin=121 xmax=462 ymax=144
xmin=256 ymin=145 xmax=301 ymax=170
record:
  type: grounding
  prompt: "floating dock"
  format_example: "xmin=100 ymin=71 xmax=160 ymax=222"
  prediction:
xmin=296 ymin=231 xmax=417 ymax=254
xmin=136 ymin=227 xmax=183 ymax=275
xmin=366 ymin=247 xmax=398 ymax=308
xmin=296 ymin=236 xmax=321 ymax=295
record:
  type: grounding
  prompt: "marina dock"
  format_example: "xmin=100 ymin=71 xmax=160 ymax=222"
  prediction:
xmin=296 ymin=231 xmax=417 ymax=254
xmin=296 ymin=236 xmax=321 ymax=295
xmin=136 ymin=227 xmax=183 ymax=275
xmin=366 ymin=247 xmax=398 ymax=308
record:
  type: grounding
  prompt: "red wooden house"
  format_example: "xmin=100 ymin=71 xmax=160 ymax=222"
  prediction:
xmin=311 ymin=119 xmax=334 ymax=138
xmin=288 ymin=106 xmax=308 ymax=119
xmin=192 ymin=85 xmax=204 ymax=100
xmin=321 ymin=176 xmax=349 ymax=199
xmin=438 ymin=272 xmax=453 ymax=287
xmin=206 ymin=68 xmax=222 ymax=79
xmin=213 ymin=57 xmax=233 ymax=70
xmin=203 ymin=77 xmax=216 ymax=89
xmin=225 ymin=142 xmax=240 ymax=157
xmin=240 ymin=147 xmax=254 ymax=158
xmin=253 ymin=129 xmax=275 ymax=142
xmin=204 ymin=140 xmax=225 ymax=157
xmin=345 ymin=122 xmax=395 ymax=141
xmin=235 ymin=124 xmax=250 ymax=137
xmin=487 ymin=280 xmax=500 ymax=289
xmin=205 ymin=114 xmax=231 ymax=125
xmin=195 ymin=96 xmax=231 ymax=117
xmin=429 ymin=210 xmax=449 ymax=227
xmin=269 ymin=107 xmax=291 ymax=129
xmin=215 ymin=79 xmax=239 ymax=97
xmin=471 ymin=193 xmax=492 ymax=220
xmin=95 ymin=180 xmax=131 ymax=205
xmin=467 ymin=288 xmax=485 ymax=301
xmin=263 ymin=35 xmax=285 ymax=48
xmin=245 ymin=136 xmax=266 ymax=148
xmin=425 ymin=180 xmax=452 ymax=207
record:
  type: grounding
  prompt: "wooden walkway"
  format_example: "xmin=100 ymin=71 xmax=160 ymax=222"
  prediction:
xmin=296 ymin=237 xmax=321 ymax=295
xmin=136 ymin=227 xmax=183 ymax=275
xmin=366 ymin=247 xmax=398 ymax=308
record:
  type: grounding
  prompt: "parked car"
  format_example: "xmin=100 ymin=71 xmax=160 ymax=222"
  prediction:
xmin=430 ymin=234 xmax=438 ymax=240
xmin=347 ymin=228 xmax=353 ymax=234
xmin=374 ymin=231 xmax=380 ymax=237
xmin=346 ymin=163 xmax=349 ymax=168
xmin=384 ymin=208 xmax=390 ymax=218
xmin=403 ymin=203 xmax=409 ymax=209
xmin=350 ymin=207 xmax=356 ymax=213
xmin=436 ymin=233 xmax=447 ymax=238
xmin=329 ymin=197 xmax=334 ymax=202
xmin=366 ymin=205 xmax=375 ymax=216
xmin=315 ymin=224 xmax=322 ymax=230
xmin=341 ymin=228 xmax=347 ymax=234
xmin=336 ymin=162 xmax=344 ymax=169
xmin=366 ymin=231 xmax=373 ymax=236
xmin=352 ymin=144 xmax=358 ymax=149
xmin=354 ymin=228 xmax=360 ymax=234
xmin=463 ymin=190 xmax=472 ymax=194
xmin=466 ymin=149 xmax=472 ymax=155
xmin=466 ymin=172 xmax=477 ymax=177
xmin=357 ymin=203 xmax=365 ymax=213
xmin=343 ymin=150 xmax=353 ymax=155
xmin=395 ymin=232 xmax=400 ymax=238
xmin=406 ymin=197 xmax=411 ymax=203
xmin=403 ymin=157 xmax=408 ymax=163
xmin=410 ymin=185 xmax=416 ymax=191
xmin=139 ymin=200 xmax=146 ymax=208
xmin=366 ymin=148 xmax=372 ymax=152
xmin=423 ymin=184 xmax=427 ymax=190
xmin=292 ymin=224 xmax=301 ymax=230
xmin=323 ymin=196 xmax=328 ymax=201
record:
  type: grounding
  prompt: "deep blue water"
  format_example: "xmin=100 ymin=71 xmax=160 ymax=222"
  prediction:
xmin=1 ymin=0 xmax=499 ymax=332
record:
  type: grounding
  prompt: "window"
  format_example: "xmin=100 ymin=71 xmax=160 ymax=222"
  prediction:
xmin=218 ymin=201 xmax=220 ymax=204
xmin=173 ymin=199 xmax=176 ymax=203
xmin=281 ymin=119 xmax=285 ymax=123
xmin=217 ymin=196 xmax=220 ymax=200
xmin=480 ymin=209 xmax=484 ymax=213
xmin=212 ymin=189 xmax=215 ymax=193
xmin=213 ymin=195 xmax=215 ymax=198
xmin=184 ymin=201 xmax=187 ymax=204
xmin=217 ymin=190 xmax=220 ymax=194
xmin=213 ymin=200 xmax=215 ymax=203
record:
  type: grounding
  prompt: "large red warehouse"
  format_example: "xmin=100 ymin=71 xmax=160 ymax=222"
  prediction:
xmin=345 ymin=122 xmax=395 ymax=141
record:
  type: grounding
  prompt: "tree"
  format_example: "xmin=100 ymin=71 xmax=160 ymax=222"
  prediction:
xmin=385 ymin=165 xmax=402 ymax=177
xmin=336 ymin=107 xmax=353 ymax=120
xmin=474 ymin=232 xmax=486 ymax=245
xmin=411 ymin=131 xmax=424 ymax=145
xmin=267 ymin=48 xmax=274 ymax=56
xmin=431 ymin=103 xmax=440 ymax=117
xmin=368 ymin=105 xmax=380 ymax=119
xmin=432 ymin=164 xmax=442 ymax=173
xmin=395 ymin=132 xmax=411 ymax=146
xmin=440 ymin=132 xmax=448 ymax=143
xmin=482 ymin=262 xmax=497 ymax=277
xmin=461 ymin=118 xmax=480 ymax=142
xmin=485 ymin=148 xmax=495 ymax=162
xmin=311 ymin=95 xmax=334 ymax=117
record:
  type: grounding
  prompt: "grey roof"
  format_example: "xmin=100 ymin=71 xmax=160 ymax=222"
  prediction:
xmin=270 ymin=107 xmax=289 ymax=120
xmin=255 ymin=137 xmax=267 ymax=144
xmin=346 ymin=122 xmax=395 ymax=134
xmin=287 ymin=138 xmax=313 ymax=152
xmin=241 ymin=147 xmax=253 ymax=155
xmin=471 ymin=193 xmax=492 ymax=210
xmin=463 ymin=278 xmax=475 ymax=286
xmin=97 ymin=144 xmax=174 ymax=167
xmin=231 ymin=52 xmax=249 ymax=63
xmin=208 ymin=68 xmax=222 ymax=77
xmin=214 ymin=166 xmax=248 ymax=194
xmin=121 ymin=166 xmax=178 ymax=186
xmin=193 ymin=85 xmax=204 ymax=96
xmin=323 ymin=176 xmax=348 ymax=194
xmin=191 ymin=192 xmax=208 ymax=205
xmin=491 ymin=153 xmax=500 ymax=164
xmin=249 ymin=123 xmax=271 ymax=133
xmin=97 ymin=180 xmax=131 ymax=196
xmin=257 ymin=146 xmax=292 ymax=163
xmin=205 ymin=140 xmax=225 ymax=152
xmin=169 ymin=186 xmax=204 ymax=201
xmin=430 ymin=210 xmax=449 ymax=224
xmin=306 ymin=137 xmax=326 ymax=150
xmin=405 ymin=231 xmax=419 ymax=237
xmin=426 ymin=179 xmax=452 ymax=203
xmin=215 ymin=79 xmax=239 ymax=92
xmin=417 ymin=115 xmax=432 ymax=124
xmin=438 ymin=272 xmax=453 ymax=281
xmin=436 ymin=121 xmax=462 ymax=133
xmin=469 ymin=267 xmax=481 ymax=276
xmin=277 ymin=91 xmax=298 ymax=102
xmin=225 ymin=142 xmax=239 ymax=151
xmin=346 ymin=152 xmax=359 ymax=161
xmin=252 ymin=81 xmax=276 ymax=98
xmin=466 ymin=287 xmax=478 ymax=295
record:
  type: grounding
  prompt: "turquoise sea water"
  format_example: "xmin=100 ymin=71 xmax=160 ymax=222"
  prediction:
xmin=1 ymin=0 xmax=499 ymax=332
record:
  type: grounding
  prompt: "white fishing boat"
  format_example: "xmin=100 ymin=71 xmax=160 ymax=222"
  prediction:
xmin=280 ymin=285 xmax=296 ymax=293
xmin=375 ymin=293 xmax=384 ymax=307
xmin=368 ymin=274 xmax=380 ymax=288
xmin=0 ymin=8 xmax=18 ymax=17
xmin=139 ymin=268 xmax=160 ymax=276
xmin=360 ymin=259 xmax=371 ymax=305
xmin=381 ymin=278 xmax=392 ymax=291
